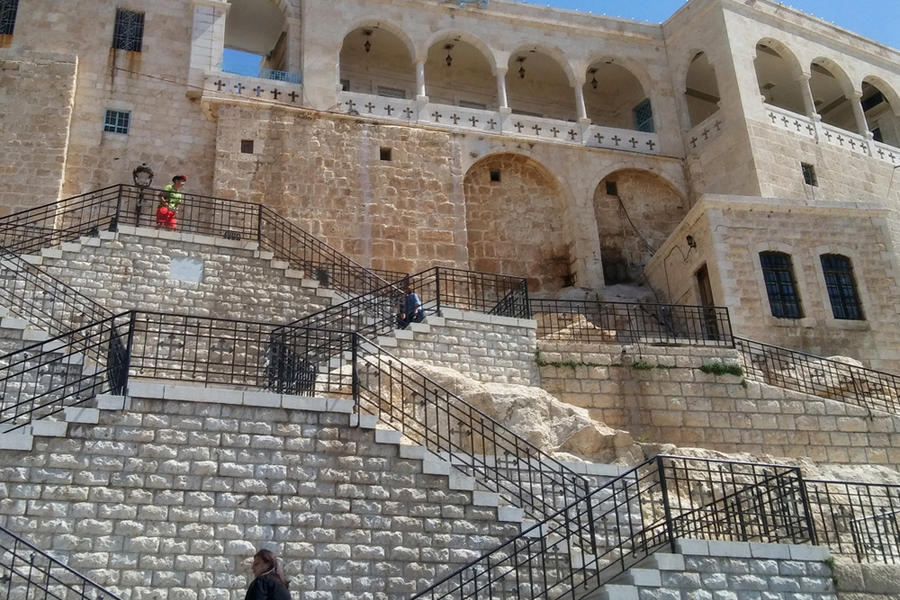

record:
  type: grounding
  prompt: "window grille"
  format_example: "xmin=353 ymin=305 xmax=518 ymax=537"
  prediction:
xmin=103 ymin=109 xmax=131 ymax=134
xmin=633 ymin=98 xmax=654 ymax=133
xmin=113 ymin=8 xmax=144 ymax=52
xmin=760 ymin=251 xmax=803 ymax=318
xmin=820 ymin=254 xmax=863 ymax=320
xmin=0 ymin=0 xmax=18 ymax=36
xmin=801 ymin=162 xmax=818 ymax=186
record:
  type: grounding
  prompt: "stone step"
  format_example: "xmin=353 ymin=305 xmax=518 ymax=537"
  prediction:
xmin=0 ymin=431 xmax=34 ymax=451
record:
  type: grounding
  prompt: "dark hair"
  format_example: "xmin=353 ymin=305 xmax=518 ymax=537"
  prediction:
xmin=172 ymin=175 xmax=187 ymax=183
xmin=254 ymin=549 xmax=288 ymax=587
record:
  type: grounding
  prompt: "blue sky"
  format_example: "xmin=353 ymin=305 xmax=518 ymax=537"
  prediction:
xmin=528 ymin=1 xmax=899 ymax=49
xmin=224 ymin=0 xmax=899 ymax=74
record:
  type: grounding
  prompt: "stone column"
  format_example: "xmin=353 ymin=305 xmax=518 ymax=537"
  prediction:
xmin=797 ymin=72 xmax=817 ymax=118
xmin=496 ymin=67 xmax=509 ymax=110
xmin=286 ymin=17 xmax=302 ymax=76
xmin=416 ymin=59 xmax=427 ymax=101
xmin=575 ymin=83 xmax=587 ymax=122
xmin=188 ymin=0 xmax=230 ymax=87
xmin=850 ymin=90 xmax=871 ymax=136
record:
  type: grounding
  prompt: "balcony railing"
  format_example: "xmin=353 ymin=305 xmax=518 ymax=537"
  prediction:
xmin=339 ymin=91 xmax=661 ymax=156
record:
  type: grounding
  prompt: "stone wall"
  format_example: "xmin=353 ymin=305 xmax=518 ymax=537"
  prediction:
xmin=538 ymin=341 xmax=900 ymax=465
xmin=0 ymin=394 xmax=522 ymax=600
xmin=645 ymin=197 xmax=900 ymax=372
xmin=832 ymin=558 xmax=900 ymax=600
xmin=32 ymin=227 xmax=333 ymax=324
xmin=386 ymin=309 xmax=540 ymax=386
xmin=0 ymin=50 xmax=77 ymax=216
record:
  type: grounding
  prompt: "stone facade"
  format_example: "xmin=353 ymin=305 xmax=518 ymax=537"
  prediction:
xmin=30 ymin=227 xmax=335 ymax=323
xmin=0 ymin=394 xmax=523 ymax=600
xmin=384 ymin=309 xmax=540 ymax=386
xmin=538 ymin=341 xmax=900 ymax=466
xmin=7 ymin=0 xmax=898 ymax=361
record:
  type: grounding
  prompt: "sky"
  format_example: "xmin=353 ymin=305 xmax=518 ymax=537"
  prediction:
xmin=524 ymin=0 xmax=899 ymax=50
xmin=223 ymin=0 xmax=900 ymax=74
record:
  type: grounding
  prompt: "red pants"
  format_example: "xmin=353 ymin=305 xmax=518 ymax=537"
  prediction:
xmin=156 ymin=206 xmax=177 ymax=230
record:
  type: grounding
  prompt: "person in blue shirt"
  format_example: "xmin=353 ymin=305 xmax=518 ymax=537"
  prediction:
xmin=397 ymin=285 xmax=425 ymax=329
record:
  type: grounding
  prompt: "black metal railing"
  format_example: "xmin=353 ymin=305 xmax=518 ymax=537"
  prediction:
xmin=283 ymin=266 xmax=530 ymax=339
xmin=411 ymin=455 xmax=812 ymax=600
xmin=735 ymin=336 xmax=900 ymax=415
xmin=0 ymin=524 xmax=122 ymax=600
xmin=353 ymin=334 xmax=589 ymax=522
xmin=2 ymin=310 xmax=584 ymax=524
xmin=0 ymin=184 xmax=406 ymax=298
xmin=805 ymin=479 xmax=900 ymax=564
xmin=126 ymin=312 xmax=354 ymax=395
xmin=531 ymin=298 xmax=733 ymax=347
xmin=0 ymin=312 xmax=132 ymax=433
xmin=0 ymin=245 xmax=113 ymax=335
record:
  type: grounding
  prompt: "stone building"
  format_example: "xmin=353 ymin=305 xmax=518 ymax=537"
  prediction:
xmin=2 ymin=0 xmax=899 ymax=363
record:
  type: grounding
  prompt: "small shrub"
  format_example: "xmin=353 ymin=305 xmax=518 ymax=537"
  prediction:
xmin=699 ymin=361 xmax=743 ymax=377
xmin=631 ymin=360 xmax=655 ymax=370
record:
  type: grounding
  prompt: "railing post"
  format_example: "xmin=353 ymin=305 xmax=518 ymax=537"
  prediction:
xmin=257 ymin=204 xmax=263 ymax=246
xmin=109 ymin=184 xmax=123 ymax=232
xmin=656 ymin=455 xmax=677 ymax=553
xmin=122 ymin=311 xmax=137 ymax=397
xmin=434 ymin=267 xmax=441 ymax=317
xmin=351 ymin=333 xmax=360 ymax=412
xmin=797 ymin=472 xmax=818 ymax=546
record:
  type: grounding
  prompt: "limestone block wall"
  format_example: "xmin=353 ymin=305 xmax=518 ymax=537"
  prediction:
xmin=0 ymin=51 xmax=77 ymax=217
xmin=646 ymin=197 xmax=900 ymax=372
xmin=650 ymin=539 xmax=836 ymax=600
xmin=5 ymin=2 xmax=218 ymax=201
xmin=538 ymin=342 xmax=900 ymax=465
xmin=385 ymin=309 xmax=539 ymax=386
xmin=0 ymin=395 xmax=523 ymax=600
xmin=832 ymin=558 xmax=900 ymax=600
xmin=33 ymin=228 xmax=333 ymax=323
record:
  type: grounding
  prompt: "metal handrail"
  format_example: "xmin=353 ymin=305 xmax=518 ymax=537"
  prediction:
xmin=0 ymin=523 xmax=123 ymax=600
xmin=0 ymin=184 xmax=407 ymax=298
xmin=735 ymin=336 xmax=900 ymax=415
xmin=531 ymin=298 xmax=733 ymax=347
xmin=0 ymin=245 xmax=113 ymax=335
xmin=411 ymin=455 xmax=813 ymax=599
xmin=282 ymin=266 xmax=530 ymax=339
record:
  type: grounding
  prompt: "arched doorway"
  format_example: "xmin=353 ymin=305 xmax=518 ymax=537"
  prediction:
xmin=339 ymin=25 xmax=415 ymax=97
xmin=464 ymin=154 xmax=573 ymax=291
xmin=594 ymin=170 xmax=687 ymax=284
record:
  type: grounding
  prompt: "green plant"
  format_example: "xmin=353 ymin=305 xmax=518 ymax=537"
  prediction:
xmin=535 ymin=347 xmax=603 ymax=369
xmin=699 ymin=361 xmax=743 ymax=377
xmin=631 ymin=360 xmax=655 ymax=370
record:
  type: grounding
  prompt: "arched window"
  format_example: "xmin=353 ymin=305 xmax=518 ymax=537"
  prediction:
xmin=820 ymin=254 xmax=863 ymax=320
xmin=760 ymin=251 xmax=802 ymax=318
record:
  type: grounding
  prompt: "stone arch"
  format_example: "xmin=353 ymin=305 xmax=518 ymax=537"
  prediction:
xmin=754 ymin=38 xmax=805 ymax=114
xmin=583 ymin=57 xmax=652 ymax=131
xmin=684 ymin=51 xmax=721 ymax=128
xmin=339 ymin=22 xmax=416 ymax=97
xmin=225 ymin=0 xmax=292 ymax=70
xmin=593 ymin=169 xmax=688 ymax=284
xmin=862 ymin=76 xmax=900 ymax=147
xmin=505 ymin=45 xmax=577 ymax=121
xmin=424 ymin=32 xmax=497 ymax=108
xmin=464 ymin=154 xmax=573 ymax=291
xmin=809 ymin=57 xmax=856 ymax=131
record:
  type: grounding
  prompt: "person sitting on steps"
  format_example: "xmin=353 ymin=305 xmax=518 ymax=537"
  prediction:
xmin=397 ymin=285 xmax=425 ymax=329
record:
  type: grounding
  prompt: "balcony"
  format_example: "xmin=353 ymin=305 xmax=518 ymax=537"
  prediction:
xmin=338 ymin=91 xmax=661 ymax=156
xmin=765 ymin=104 xmax=900 ymax=166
